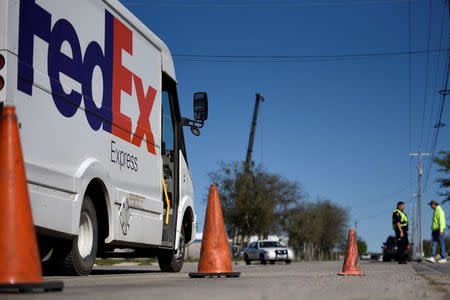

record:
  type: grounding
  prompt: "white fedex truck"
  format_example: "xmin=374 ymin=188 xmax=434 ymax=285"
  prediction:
xmin=0 ymin=0 xmax=208 ymax=275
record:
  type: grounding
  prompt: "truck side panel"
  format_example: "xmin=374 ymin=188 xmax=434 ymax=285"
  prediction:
xmin=6 ymin=0 xmax=166 ymax=246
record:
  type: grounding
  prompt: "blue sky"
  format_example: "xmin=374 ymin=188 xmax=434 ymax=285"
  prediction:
xmin=121 ymin=0 xmax=450 ymax=252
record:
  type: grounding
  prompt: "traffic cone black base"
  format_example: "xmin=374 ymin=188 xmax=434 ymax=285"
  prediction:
xmin=189 ymin=272 xmax=241 ymax=278
xmin=0 ymin=281 xmax=64 ymax=293
xmin=337 ymin=272 xmax=366 ymax=276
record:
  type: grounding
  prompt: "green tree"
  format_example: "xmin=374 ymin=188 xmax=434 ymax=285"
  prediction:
xmin=284 ymin=199 xmax=349 ymax=261
xmin=357 ymin=240 xmax=368 ymax=255
xmin=434 ymin=151 xmax=450 ymax=203
xmin=208 ymin=161 xmax=349 ymax=260
xmin=208 ymin=161 xmax=303 ymax=243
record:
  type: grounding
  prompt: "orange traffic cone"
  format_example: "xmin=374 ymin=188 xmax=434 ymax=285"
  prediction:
xmin=189 ymin=185 xmax=240 ymax=278
xmin=338 ymin=229 xmax=365 ymax=276
xmin=0 ymin=106 xmax=63 ymax=292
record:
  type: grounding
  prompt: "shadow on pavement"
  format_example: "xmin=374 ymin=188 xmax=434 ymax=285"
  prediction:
xmin=91 ymin=269 xmax=161 ymax=275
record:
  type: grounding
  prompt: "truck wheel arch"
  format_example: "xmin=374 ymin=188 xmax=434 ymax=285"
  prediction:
xmin=74 ymin=159 xmax=113 ymax=243
xmin=83 ymin=178 xmax=111 ymax=255
xmin=182 ymin=206 xmax=194 ymax=245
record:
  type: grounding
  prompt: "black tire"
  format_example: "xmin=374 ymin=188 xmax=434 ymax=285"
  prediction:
xmin=158 ymin=226 xmax=185 ymax=272
xmin=245 ymin=254 xmax=251 ymax=265
xmin=285 ymin=259 xmax=291 ymax=264
xmin=383 ymin=255 xmax=390 ymax=262
xmin=260 ymin=254 xmax=267 ymax=265
xmin=46 ymin=196 xmax=98 ymax=276
xmin=270 ymin=260 xmax=275 ymax=265
xmin=38 ymin=236 xmax=58 ymax=275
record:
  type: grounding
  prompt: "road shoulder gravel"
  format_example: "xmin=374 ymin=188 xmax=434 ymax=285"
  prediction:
xmin=413 ymin=262 xmax=450 ymax=297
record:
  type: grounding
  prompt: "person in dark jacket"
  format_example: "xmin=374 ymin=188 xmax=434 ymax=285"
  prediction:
xmin=392 ymin=201 xmax=408 ymax=264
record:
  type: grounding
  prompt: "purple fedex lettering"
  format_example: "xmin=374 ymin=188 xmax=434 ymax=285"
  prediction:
xmin=81 ymin=12 xmax=114 ymax=132
xmin=17 ymin=0 xmax=52 ymax=95
xmin=18 ymin=0 xmax=113 ymax=130
xmin=47 ymin=19 xmax=83 ymax=117
xmin=17 ymin=0 xmax=157 ymax=155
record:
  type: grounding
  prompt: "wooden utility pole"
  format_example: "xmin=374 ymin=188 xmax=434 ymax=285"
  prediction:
xmin=246 ymin=93 xmax=264 ymax=166
xmin=410 ymin=148 xmax=430 ymax=260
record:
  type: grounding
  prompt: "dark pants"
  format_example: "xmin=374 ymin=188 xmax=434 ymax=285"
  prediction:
xmin=395 ymin=229 xmax=409 ymax=263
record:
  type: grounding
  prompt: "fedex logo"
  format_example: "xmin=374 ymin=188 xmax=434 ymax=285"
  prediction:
xmin=17 ymin=0 xmax=157 ymax=155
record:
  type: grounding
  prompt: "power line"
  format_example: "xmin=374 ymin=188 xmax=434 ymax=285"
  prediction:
xmin=359 ymin=206 xmax=393 ymax=222
xmin=351 ymin=184 xmax=408 ymax=226
xmin=429 ymin=60 xmax=449 ymax=162
xmin=408 ymin=0 xmax=413 ymax=211
xmin=173 ymin=49 xmax=445 ymax=59
xmin=419 ymin=0 xmax=433 ymax=148
xmin=424 ymin=0 xmax=447 ymax=160
xmin=422 ymin=1 xmax=450 ymax=192
xmin=122 ymin=0 xmax=414 ymax=7
xmin=354 ymin=185 xmax=410 ymax=207
xmin=407 ymin=0 xmax=416 ymax=259
xmin=423 ymin=45 xmax=450 ymax=192
xmin=421 ymin=0 xmax=448 ymax=195
xmin=173 ymin=49 xmax=448 ymax=63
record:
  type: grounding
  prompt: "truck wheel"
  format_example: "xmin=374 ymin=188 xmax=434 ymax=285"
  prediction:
xmin=260 ymin=254 xmax=267 ymax=265
xmin=158 ymin=227 xmax=185 ymax=272
xmin=38 ymin=236 xmax=58 ymax=275
xmin=285 ymin=259 xmax=291 ymax=264
xmin=50 ymin=195 xmax=98 ymax=276
xmin=245 ymin=254 xmax=251 ymax=265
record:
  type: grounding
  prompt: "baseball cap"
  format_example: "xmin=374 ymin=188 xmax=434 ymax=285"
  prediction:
xmin=428 ymin=200 xmax=438 ymax=206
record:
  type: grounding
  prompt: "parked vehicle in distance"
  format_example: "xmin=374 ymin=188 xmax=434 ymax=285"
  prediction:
xmin=361 ymin=253 xmax=371 ymax=260
xmin=382 ymin=236 xmax=412 ymax=262
xmin=370 ymin=254 xmax=380 ymax=261
xmin=242 ymin=241 xmax=293 ymax=265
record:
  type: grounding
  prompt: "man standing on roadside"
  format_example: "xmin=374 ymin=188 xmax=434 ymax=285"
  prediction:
xmin=392 ymin=201 xmax=409 ymax=264
xmin=426 ymin=200 xmax=447 ymax=263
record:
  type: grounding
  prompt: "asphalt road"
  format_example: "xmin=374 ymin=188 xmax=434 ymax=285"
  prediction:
xmin=2 ymin=261 xmax=449 ymax=300
xmin=413 ymin=261 xmax=450 ymax=296
xmin=423 ymin=262 xmax=450 ymax=275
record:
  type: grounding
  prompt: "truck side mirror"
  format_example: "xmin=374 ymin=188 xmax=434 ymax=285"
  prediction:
xmin=182 ymin=92 xmax=208 ymax=136
xmin=194 ymin=92 xmax=208 ymax=122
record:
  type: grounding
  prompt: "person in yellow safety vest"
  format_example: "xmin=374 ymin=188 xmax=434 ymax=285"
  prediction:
xmin=392 ymin=201 xmax=409 ymax=264
xmin=426 ymin=200 xmax=447 ymax=263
